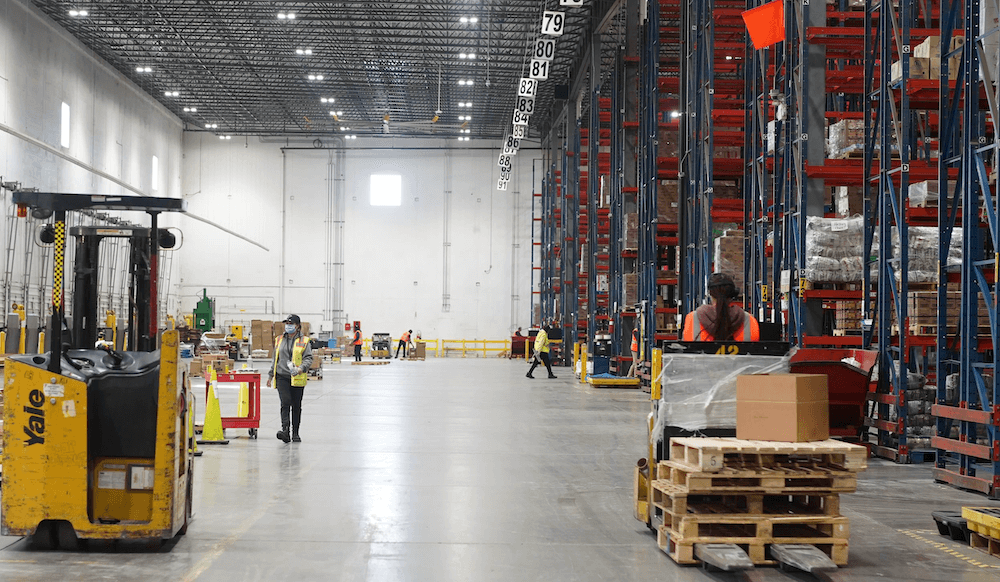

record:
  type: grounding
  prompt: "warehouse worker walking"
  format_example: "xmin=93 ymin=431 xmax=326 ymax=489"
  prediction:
xmin=627 ymin=326 xmax=640 ymax=377
xmin=267 ymin=314 xmax=313 ymax=443
xmin=682 ymin=273 xmax=760 ymax=341
xmin=395 ymin=329 xmax=412 ymax=358
xmin=526 ymin=324 xmax=557 ymax=379
xmin=352 ymin=323 xmax=363 ymax=362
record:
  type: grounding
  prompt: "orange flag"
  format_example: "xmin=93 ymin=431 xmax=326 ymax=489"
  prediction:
xmin=742 ymin=1 xmax=785 ymax=50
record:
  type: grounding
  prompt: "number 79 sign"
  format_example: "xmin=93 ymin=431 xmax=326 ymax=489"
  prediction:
xmin=541 ymin=11 xmax=565 ymax=36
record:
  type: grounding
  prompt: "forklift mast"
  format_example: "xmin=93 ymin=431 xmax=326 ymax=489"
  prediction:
xmin=11 ymin=192 xmax=185 ymax=370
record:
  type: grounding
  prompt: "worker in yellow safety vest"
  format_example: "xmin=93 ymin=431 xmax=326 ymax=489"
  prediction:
xmin=526 ymin=324 xmax=557 ymax=379
xmin=353 ymin=323 xmax=363 ymax=362
xmin=395 ymin=329 xmax=412 ymax=359
xmin=682 ymin=273 xmax=760 ymax=342
xmin=627 ymin=327 xmax=640 ymax=377
xmin=267 ymin=314 xmax=313 ymax=443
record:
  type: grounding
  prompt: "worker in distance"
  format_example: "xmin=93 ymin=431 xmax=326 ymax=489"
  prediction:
xmin=267 ymin=314 xmax=314 ymax=443
xmin=682 ymin=272 xmax=760 ymax=341
xmin=526 ymin=323 xmax=557 ymax=379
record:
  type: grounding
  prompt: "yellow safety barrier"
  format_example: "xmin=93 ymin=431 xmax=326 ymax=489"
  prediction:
xmin=436 ymin=339 xmax=513 ymax=358
xmin=581 ymin=348 xmax=589 ymax=384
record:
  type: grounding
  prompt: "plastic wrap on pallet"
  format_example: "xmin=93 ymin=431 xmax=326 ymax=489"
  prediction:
xmin=652 ymin=351 xmax=793 ymax=437
xmin=889 ymin=226 xmax=963 ymax=283
xmin=804 ymin=216 xmax=869 ymax=282
xmin=908 ymin=180 xmax=939 ymax=207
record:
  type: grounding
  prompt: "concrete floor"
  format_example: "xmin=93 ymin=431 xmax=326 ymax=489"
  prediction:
xmin=1 ymin=358 xmax=999 ymax=581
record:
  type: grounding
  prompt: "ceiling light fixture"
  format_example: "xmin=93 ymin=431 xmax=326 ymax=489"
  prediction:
xmin=135 ymin=66 xmax=152 ymax=73
xmin=68 ymin=9 xmax=88 ymax=17
xmin=336 ymin=111 xmax=344 ymax=116
xmin=164 ymin=90 xmax=179 ymax=97
xmin=277 ymin=12 xmax=295 ymax=20
xmin=458 ymin=53 xmax=467 ymax=59
xmin=465 ymin=102 xmax=473 ymax=107
xmin=205 ymin=123 xmax=218 ymax=129
xmin=296 ymin=48 xmax=313 ymax=55
xmin=307 ymin=74 xmax=324 ymax=81
xmin=321 ymin=97 xmax=335 ymax=103
xmin=183 ymin=107 xmax=198 ymax=113
xmin=467 ymin=53 xmax=476 ymax=59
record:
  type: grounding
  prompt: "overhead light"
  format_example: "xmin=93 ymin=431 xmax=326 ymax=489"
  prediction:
xmin=460 ymin=17 xmax=469 ymax=23
xmin=336 ymin=111 xmax=343 ymax=116
xmin=458 ymin=103 xmax=465 ymax=108
xmin=321 ymin=97 xmax=335 ymax=103
xmin=459 ymin=53 xmax=467 ymax=59
xmin=135 ymin=66 xmax=152 ymax=73
xmin=458 ymin=80 xmax=474 ymax=86
xmin=183 ymin=107 xmax=197 ymax=113
xmin=348 ymin=135 xmax=357 ymax=140
xmin=296 ymin=48 xmax=313 ymax=55
xmin=307 ymin=74 xmax=324 ymax=81
xmin=464 ymin=129 xmax=471 ymax=134
xmin=725 ymin=55 xmax=733 ymax=61
xmin=164 ymin=90 xmax=179 ymax=97
xmin=670 ymin=111 xmax=680 ymax=118
xmin=465 ymin=102 xmax=473 ymax=107
xmin=458 ymin=115 xmax=465 ymax=120
xmin=205 ymin=123 xmax=218 ymax=129
xmin=467 ymin=53 xmax=476 ymax=59
xmin=277 ymin=12 xmax=295 ymax=20
xmin=470 ymin=17 xmax=479 ymax=23
xmin=68 ymin=9 xmax=88 ymax=17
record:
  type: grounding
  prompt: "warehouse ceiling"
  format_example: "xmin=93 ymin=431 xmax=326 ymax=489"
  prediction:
xmin=33 ymin=0 xmax=623 ymax=140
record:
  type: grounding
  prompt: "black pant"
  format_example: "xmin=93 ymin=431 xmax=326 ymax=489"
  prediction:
xmin=354 ymin=344 xmax=362 ymax=361
xmin=275 ymin=375 xmax=305 ymax=434
xmin=528 ymin=351 xmax=553 ymax=377
xmin=395 ymin=340 xmax=408 ymax=358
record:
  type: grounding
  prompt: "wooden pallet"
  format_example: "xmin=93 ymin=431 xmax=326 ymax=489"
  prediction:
xmin=668 ymin=438 xmax=868 ymax=474
xmin=658 ymin=460 xmax=859 ymax=493
xmin=588 ymin=376 xmax=641 ymax=388
xmin=657 ymin=520 xmax=850 ymax=566
xmin=351 ymin=360 xmax=390 ymax=366
xmin=970 ymin=531 xmax=1000 ymax=559
xmin=404 ymin=356 xmax=426 ymax=361
xmin=651 ymin=480 xmax=842 ymax=517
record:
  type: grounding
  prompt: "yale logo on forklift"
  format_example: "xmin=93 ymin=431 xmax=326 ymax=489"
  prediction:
xmin=23 ymin=388 xmax=46 ymax=446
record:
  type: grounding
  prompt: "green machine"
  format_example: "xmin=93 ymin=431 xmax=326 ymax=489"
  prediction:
xmin=193 ymin=289 xmax=215 ymax=332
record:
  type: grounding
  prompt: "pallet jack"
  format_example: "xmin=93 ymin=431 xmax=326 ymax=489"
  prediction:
xmin=1 ymin=192 xmax=193 ymax=548
xmin=635 ymin=339 xmax=845 ymax=576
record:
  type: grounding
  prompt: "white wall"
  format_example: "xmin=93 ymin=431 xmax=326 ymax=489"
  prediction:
xmin=178 ymin=134 xmax=537 ymax=340
xmin=0 ymin=0 xmax=183 ymax=319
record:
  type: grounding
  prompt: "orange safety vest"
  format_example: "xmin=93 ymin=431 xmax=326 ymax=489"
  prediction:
xmin=401 ymin=332 xmax=411 ymax=342
xmin=630 ymin=330 xmax=639 ymax=352
xmin=682 ymin=311 xmax=760 ymax=342
xmin=353 ymin=330 xmax=362 ymax=345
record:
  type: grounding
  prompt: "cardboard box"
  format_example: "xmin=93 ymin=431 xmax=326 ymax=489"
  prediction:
xmin=736 ymin=374 xmax=830 ymax=442
xmin=625 ymin=213 xmax=639 ymax=248
xmin=657 ymin=180 xmax=679 ymax=223
xmin=835 ymin=186 xmax=864 ymax=217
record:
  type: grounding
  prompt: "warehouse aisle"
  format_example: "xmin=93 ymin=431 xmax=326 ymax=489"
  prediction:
xmin=1 ymin=358 xmax=998 ymax=581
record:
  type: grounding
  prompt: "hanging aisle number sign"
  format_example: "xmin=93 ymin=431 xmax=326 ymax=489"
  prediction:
xmin=512 ymin=125 xmax=525 ymax=139
xmin=498 ymin=153 xmax=512 ymax=169
xmin=512 ymin=109 xmax=530 ymax=126
xmin=519 ymin=77 xmax=538 ymax=97
xmin=515 ymin=96 xmax=535 ymax=114
xmin=499 ymin=168 xmax=511 ymax=181
xmin=528 ymin=59 xmax=550 ymax=80
xmin=533 ymin=38 xmax=556 ymax=61
xmin=560 ymin=0 xmax=584 ymax=6
xmin=497 ymin=179 xmax=508 ymax=191
xmin=541 ymin=11 xmax=565 ymax=36
xmin=503 ymin=135 xmax=521 ymax=155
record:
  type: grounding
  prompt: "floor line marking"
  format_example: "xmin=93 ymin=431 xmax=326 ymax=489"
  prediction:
xmin=898 ymin=529 xmax=1000 ymax=570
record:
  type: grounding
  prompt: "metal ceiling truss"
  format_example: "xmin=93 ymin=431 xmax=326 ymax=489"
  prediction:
xmin=33 ymin=0 xmax=602 ymax=138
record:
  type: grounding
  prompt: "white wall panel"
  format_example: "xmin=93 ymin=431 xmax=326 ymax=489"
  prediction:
xmin=178 ymin=135 xmax=537 ymax=340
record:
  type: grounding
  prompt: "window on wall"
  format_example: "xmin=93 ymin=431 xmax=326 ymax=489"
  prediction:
xmin=370 ymin=174 xmax=402 ymax=206
xmin=151 ymin=155 xmax=159 ymax=191
xmin=60 ymin=103 xmax=70 ymax=148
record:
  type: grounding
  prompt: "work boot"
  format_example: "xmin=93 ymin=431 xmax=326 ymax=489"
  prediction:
xmin=276 ymin=427 xmax=291 ymax=443
xmin=548 ymin=374 xmax=558 ymax=379
xmin=526 ymin=373 xmax=534 ymax=379
xmin=292 ymin=433 xmax=302 ymax=443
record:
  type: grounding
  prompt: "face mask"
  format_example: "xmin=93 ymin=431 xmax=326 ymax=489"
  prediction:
xmin=284 ymin=324 xmax=296 ymax=334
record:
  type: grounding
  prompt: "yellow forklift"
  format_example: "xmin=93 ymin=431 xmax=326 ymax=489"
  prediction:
xmin=1 ymin=192 xmax=193 ymax=549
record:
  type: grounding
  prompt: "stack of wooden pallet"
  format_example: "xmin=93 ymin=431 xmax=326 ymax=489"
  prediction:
xmin=651 ymin=437 xmax=868 ymax=567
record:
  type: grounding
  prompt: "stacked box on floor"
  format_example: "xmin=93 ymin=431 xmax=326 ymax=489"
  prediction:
xmin=651 ymin=437 xmax=867 ymax=567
